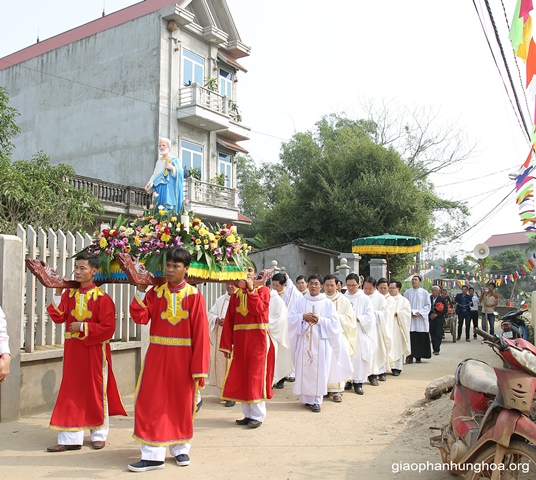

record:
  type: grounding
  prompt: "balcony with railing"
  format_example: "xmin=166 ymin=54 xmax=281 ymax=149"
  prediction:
xmin=70 ymin=175 xmax=239 ymax=218
xmin=173 ymin=83 xmax=249 ymax=140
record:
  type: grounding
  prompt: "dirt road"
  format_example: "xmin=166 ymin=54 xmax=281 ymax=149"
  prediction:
xmin=0 ymin=335 xmax=499 ymax=479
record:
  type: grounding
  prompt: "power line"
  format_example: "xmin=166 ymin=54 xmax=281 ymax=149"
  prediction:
xmin=472 ymin=0 xmax=531 ymax=142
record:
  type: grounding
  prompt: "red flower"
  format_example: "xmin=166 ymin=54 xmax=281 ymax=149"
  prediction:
xmin=112 ymin=230 xmax=119 ymax=237
xmin=102 ymin=229 xmax=109 ymax=237
xmin=164 ymin=227 xmax=171 ymax=234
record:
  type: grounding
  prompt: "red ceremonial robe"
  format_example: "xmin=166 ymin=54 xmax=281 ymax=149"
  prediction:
xmin=130 ymin=280 xmax=210 ymax=446
xmin=219 ymin=286 xmax=275 ymax=403
xmin=47 ymin=284 xmax=127 ymax=431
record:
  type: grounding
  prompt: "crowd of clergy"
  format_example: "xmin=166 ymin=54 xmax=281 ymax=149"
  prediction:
xmin=206 ymin=271 xmax=428 ymax=413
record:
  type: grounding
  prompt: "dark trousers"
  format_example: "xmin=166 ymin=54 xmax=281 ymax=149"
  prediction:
xmin=470 ymin=310 xmax=479 ymax=337
xmin=457 ymin=311 xmax=471 ymax=339
xmin=429 ymin=316 xmax=445 ymax=353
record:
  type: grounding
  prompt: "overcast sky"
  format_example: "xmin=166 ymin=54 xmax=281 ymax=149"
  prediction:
xmin=0 ymin=0 xmax=530 ymax=260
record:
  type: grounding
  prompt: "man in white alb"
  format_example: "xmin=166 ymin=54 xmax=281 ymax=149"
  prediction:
xmin=403 ymin=275 xmax=431 ymax=363
xmin=207 ymin=284 xmax=236 ymax=407
xmin=324 ymin=274 xmax=356 ymax=403
xmin=288 ymin=274 xmax=352 ymax=413
xmin=387 ymin=280 xmax=412 ymax=376
xmin=344 ymin=273 xmax=376 ymax=395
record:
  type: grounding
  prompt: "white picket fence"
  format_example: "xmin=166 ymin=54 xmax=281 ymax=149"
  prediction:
xmin=16 ymin=224 xmax=224 ymax=353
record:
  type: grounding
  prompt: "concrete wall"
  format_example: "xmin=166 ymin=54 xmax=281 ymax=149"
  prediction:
xmin=0 ymin=13 xmax=161 ymax=188
xmin=250 ymin=244 xmax=335 ymax=282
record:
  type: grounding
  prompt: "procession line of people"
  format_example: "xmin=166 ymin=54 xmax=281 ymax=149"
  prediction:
xmin=41 ymin=255 xmax=432 ymax=472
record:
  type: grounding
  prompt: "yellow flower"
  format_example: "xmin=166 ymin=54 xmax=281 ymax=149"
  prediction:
xmin=230 ymin=226 xmax=237 ymax=234
xmin=171 ymin=216 xmax=177 ymax=222
xmin=99 ymin=237 xmax=108 ymax=248
xmin=215 ymin=234 xmax=221 ymax=240
xmin=134 ymin=236 xmax=141 ymax=247
xmin=159 ymin=209 xmax=166 ymax=216
xmin=141 ymin=225 xmax=151 ymax=235
xmin=93 ymin=230 xmax=99 ymax=235
xmin=195 ymin=238 xmax=201 ymax=245
xmin=161 ymin=234 xmax=171 ymax=242
xmin=208 ymin=233 xmax=215 ymax=241
xmin=210 ymin=242 xmax=217 ymax=249
xmin=203 ymin=239 xmax=208 ymax=244
xmin=199 ymin=228 xmax=209 ymax=237
xmin=119 ymin=226 xmax=127 ymax=231
xmin=194 ymin=226 xmax=200 ymax=231
xmin=226 ymin=234 xmax=236 ymax=244
xmin=125 ymin=245 xmax=131 ymax=253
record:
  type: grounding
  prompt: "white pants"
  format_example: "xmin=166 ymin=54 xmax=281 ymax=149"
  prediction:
xmin=391 ymin=357 xmax=404 ymax=371
xmin=241 ymin=402 xmax=266 ymax=422
xmin=58 ymin=414 xmax=109 ymax=445
xmin=299 ymin=394 xmax=322 ymax=405
xmin=141 ymin=442 xmax=191 ymax=461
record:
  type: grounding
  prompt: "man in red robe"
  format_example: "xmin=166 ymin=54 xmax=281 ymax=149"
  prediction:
xmin=220 ymin=265 xmax=275 ymax=428
xmin=46 ymin=252 xmax=127 ymax=452
xmin=128 ymin=247 xmax=210 ymax=472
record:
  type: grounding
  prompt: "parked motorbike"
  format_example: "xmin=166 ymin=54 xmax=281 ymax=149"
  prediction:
xmin=501 ymin=303 xmax=533 ymax=344
xmin=430 ymin=328 xmax=536 ymax=479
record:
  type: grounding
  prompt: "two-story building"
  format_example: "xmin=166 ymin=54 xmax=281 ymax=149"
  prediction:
xmin=0 ymin=0 xmax=250 ymax=225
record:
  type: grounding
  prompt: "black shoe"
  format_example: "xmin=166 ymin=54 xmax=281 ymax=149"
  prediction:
xmin=406 ymin=356 xmax=413 ymax=364
xmin=224 ymin=400 xmax=235 ymax=407
xmin=128 ymin=460 xmax=165 ymax=472
xmin=416 ymin=359 xmax=422 ymax=363
xmin=235 ymin=417 xmax=252 ymax=425
xmin=311 ymin=403 xmax=321 ymax=413
xmin=466 ymin=338 xmax=471 ymax=342
xmin=473 ymin=335 xmax=477 ymax=339
xmin=274 ymin=378 xmax=285 ymax=389
xmin=344 ymin=381 xmax=353 ymax=391
xmin=175 ymin=454 xmax=190 ymax=466
xmin=305 ymin=403 xmax=313 ymax=407
xmin=354 ymin=383 xmax=364 ymax=395
xmin=456 ymin=337 xmax=461 ymax=341
xmin=368 ymin=375 xmax=379 ymax=386
xmin=248 ymin=419 xmax=262 ymax=428
xmin=196 ymin=398 xmax=203 ymax=413
xmin=378 ymin=373 xmax=387 ymax=382
xmin=433 ymin=351 xmax=439 ymax=355
xmin=392 ymin=369 xmax=401 ymax=376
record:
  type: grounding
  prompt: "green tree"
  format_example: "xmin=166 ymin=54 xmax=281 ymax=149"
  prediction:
xmin=0 ymin=152 xmax=104 ymax=234
xmin=490 ymin=249 xmax=527 ymax=301
xmin=237 ymin=114 xmax=468 ymax=278
xmin=0 ymin=86 xmax=20 ymax=158
xmin=441 ymin=256 xmax=473 ymax=280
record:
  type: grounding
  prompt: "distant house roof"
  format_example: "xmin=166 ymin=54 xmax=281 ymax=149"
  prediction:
xmin=484 ymin=232 xmax=530 ymax=248
xmin=0 ymin=0 xmax=182 ymax=71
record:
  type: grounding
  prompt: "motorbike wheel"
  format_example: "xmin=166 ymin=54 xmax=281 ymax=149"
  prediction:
xmin=465 ymin=440 xmax=536 ymax=479
xmin=451 ymin=316 xmax=457 ymax=343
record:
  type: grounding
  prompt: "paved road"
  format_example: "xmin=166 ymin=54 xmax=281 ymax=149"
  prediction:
xmin=0 ymin=335 xmax=499 ymax=479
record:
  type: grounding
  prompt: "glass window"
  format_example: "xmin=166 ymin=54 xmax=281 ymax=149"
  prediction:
xmin=218 ymin=152 xmax=232 ymax=187
xmin=183 ymin=50 xmax=204 ymax=87
xmin=219 ymin=68 xmax=233 ymax=98
xmin=181 ymin=140 xmax=203 ymax=179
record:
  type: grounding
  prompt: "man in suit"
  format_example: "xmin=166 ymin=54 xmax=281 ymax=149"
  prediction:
xmin=455 ymin=285 xmax=473 ymax=342
xmin=429 ymin=286 xmax=448 ymax=355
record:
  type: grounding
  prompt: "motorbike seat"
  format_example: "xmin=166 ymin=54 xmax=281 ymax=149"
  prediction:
xmin=457 ymin=359 xmax=498 ymax=397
